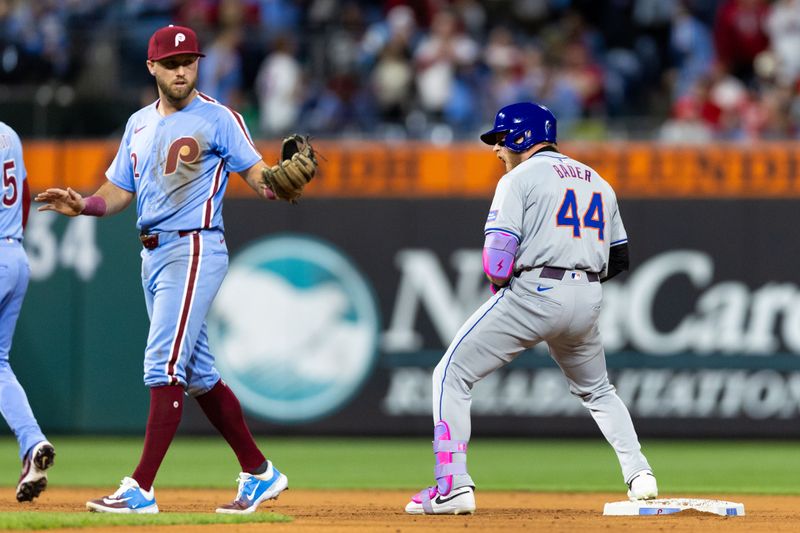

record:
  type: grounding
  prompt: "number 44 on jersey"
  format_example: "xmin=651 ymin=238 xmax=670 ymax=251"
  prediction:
xmin=556 ymin=189 xmax=604 ymax=241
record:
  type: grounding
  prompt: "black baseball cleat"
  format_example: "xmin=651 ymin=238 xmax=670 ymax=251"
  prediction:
xmin=16 ymin=441 xmax=55 ymax=503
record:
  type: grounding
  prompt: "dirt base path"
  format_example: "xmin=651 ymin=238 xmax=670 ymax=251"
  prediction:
xmin=2 ymin=487 xmax=798 ymax=532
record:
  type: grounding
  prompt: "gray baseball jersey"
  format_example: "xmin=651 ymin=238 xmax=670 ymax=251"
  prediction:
xmin=484 ymin=150 xmax=626 ymax=276
xmin=432 ymin=147 xmax=650 ymax=491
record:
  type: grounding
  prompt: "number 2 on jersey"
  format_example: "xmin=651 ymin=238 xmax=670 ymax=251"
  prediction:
xmin=556 ymin=189 xmax=604 ymax=240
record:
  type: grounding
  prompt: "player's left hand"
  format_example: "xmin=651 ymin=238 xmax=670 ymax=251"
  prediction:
xmin=35 ymin=187 xmax=85 ymax=216
xmin=261 ymin=134 xmax=318 ymax=203
xmin=256 ymin=182 xmax=277 ymax=201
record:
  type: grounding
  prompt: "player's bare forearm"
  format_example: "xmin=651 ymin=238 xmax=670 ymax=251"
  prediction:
xmin=93 ymin=181 xmax=134 ymax=215
xmin=36 ymin=180 xmax=133 ymax=217
xmin=240 ymin=161 xmax=277 ymax=201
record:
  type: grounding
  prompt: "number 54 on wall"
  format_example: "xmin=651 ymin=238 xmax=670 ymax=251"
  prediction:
xmin=23 ymin=210 xmax=101 ymax=281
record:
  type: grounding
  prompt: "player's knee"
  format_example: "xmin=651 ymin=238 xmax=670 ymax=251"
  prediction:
xmin=574 ymin=382 xmax=616 ymax=405
xmin=143 ymin=374 xmax=179 ymax=389
xmin=185 ymin=375 xmax=219 ymax=397
xmin=432 ymin=357 xmax=449 ymax=384
xmin=186 ymin=383 xmax=207 ymax=397
xmin=433 ymin=359 xmax=474 ymax=393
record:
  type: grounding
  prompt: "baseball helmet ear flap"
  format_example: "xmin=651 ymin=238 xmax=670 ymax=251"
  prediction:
xmin=480 ymin=102 xmax=557 ymax=153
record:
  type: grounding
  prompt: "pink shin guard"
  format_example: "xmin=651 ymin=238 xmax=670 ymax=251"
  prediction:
xmin=410 ymin=421 xmax=469 ymax=507
xmin=433 ymin=420 xmax=467 ymax=496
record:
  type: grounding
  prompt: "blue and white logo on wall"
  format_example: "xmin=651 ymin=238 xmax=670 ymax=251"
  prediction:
xmin=208 ymin=234 xmax=380 ymax=424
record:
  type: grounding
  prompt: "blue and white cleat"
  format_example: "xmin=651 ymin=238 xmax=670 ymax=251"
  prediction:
xmin=216 ymin=461 xmax=288 ymax=514
xmin=86 ymin=477 xmax=159 ymax=513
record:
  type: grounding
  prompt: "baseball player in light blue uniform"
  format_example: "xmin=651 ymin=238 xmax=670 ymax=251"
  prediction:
xmin=37 ymin=25 xmax=291 ymax=515
xmin=406 ymin=103 xmax=657 ymax=515
xmin=0 ymin=121 xmax=56 ymax=503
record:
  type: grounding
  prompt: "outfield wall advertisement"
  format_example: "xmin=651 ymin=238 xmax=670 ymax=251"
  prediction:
xmin=14 ymin=197 xmax=799 ymax=437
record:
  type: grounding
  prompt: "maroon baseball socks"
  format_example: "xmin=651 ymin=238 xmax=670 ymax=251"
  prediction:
xmin=131 ymin=380 xmax=267 ymax=491
xmin=195 ymin=379 xmax=267 ymax=474
xmin=132 ymin=385 xmax=184 ymax=491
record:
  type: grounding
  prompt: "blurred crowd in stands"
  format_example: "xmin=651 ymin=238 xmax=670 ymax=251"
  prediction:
xmin=1 ymin=0 xmax=799 ymax=141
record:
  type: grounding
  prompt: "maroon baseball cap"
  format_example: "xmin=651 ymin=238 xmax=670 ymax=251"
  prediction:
xmin=147 ymin=25 xmax=205 ymax=61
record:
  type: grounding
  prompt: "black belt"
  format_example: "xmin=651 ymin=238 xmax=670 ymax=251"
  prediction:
xmin=516 ymin=266 xmax=600 ymax=283
xmin=139 ymin=229 xmax=203 ymax=250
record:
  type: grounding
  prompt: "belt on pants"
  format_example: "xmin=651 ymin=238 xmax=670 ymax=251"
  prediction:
xmin=515 ymin=266 xmax=600 ymax=283
xmin=139 ymin=229 xmax=204 ymax=250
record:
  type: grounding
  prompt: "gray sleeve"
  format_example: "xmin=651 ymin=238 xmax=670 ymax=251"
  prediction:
xmin=484 ymin=175 xmax=525 ymax=242
xmin=608 ymin=191 xmax=627 ymax=246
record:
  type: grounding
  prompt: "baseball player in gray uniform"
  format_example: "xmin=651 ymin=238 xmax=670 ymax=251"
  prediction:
xmin=406 ymin=102 xmax=657 ymax=515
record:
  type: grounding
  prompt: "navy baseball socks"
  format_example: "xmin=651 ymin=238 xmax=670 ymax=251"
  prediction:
xmin=406 ymin=421 xmax=476 ymax=515
xmin=16 ymin=440 xmax=55 ymax=503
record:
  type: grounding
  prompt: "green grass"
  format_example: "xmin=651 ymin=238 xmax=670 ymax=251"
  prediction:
xmin=0 ymin=512 xmax=290 ymax=530
xmin=0 ymin=437 xmax=797 ymax=495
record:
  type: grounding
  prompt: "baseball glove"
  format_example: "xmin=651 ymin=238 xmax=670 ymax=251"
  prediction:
xmin=262 ymin=134 xmax=318 ymax=203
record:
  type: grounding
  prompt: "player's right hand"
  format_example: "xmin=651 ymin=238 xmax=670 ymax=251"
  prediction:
xmin=35 ymin=187 xmax=85 ymax=217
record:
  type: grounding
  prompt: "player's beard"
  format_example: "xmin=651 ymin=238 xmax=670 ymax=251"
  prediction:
xmin=499 ymin=151 xmax=523 ymax=172
xmin=157 ymin=75 xmax=196 ymax=105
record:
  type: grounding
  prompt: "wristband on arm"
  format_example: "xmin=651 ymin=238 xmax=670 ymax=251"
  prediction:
xmin=81 ymin=195 xmax=107 ymax=217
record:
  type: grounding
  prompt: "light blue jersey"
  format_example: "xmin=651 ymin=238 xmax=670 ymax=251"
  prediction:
xmin=0 ymin=122 xmax=48 ymax=462
xmin=0 ymin=122 xmax=27 ymax=241
xmin=106 ymin=93 xmax=261 ymax=233
xmin=105 ymin=92 xmax=262 ymax=391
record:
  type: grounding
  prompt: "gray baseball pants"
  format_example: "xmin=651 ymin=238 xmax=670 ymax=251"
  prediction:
xmin=432 ymin=267 xmax=651 ymax=489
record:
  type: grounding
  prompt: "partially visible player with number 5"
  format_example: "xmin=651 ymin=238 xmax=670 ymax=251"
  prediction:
xmin=0 ymin=122 xmax=56 ymax=503
xmin=406 ymin=102 xmax=657 ymax=515
xmin=36 ymin=25 xmax=300 ymax=514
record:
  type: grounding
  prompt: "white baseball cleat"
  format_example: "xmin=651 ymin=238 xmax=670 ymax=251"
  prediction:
xmin=405 ymin=485 xmax=476 ymax=515
xmin=16 ymin=440 xmax=55 ymax=502
xmin=627 ymin=470 xmax=658 ymax=501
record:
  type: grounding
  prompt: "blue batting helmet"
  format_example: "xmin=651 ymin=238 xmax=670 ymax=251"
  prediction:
xmin=480 ymin=102 xmax=557 ymax=152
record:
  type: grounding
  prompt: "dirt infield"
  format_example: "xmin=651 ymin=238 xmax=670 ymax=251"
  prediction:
xmin=2 ymin=487 xmax=799 ymax=532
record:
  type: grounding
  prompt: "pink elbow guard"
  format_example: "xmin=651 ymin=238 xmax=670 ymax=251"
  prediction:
xmin=482 ymin=231 xmax=518 ymax=283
